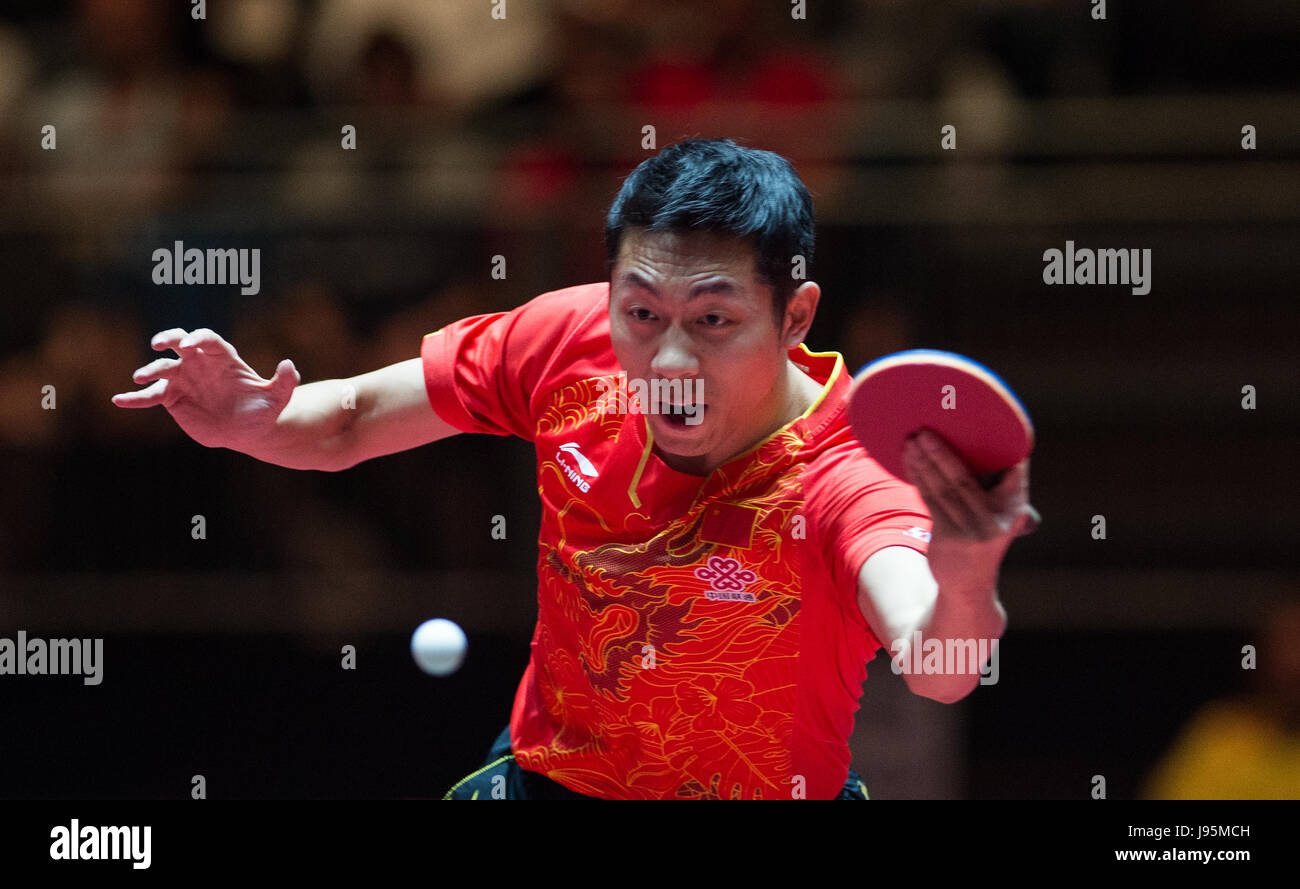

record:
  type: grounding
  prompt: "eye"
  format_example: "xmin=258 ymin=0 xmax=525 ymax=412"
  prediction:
xmin=628 ymin=307 xmax=656 ymax=322
xmin=700 ymin=313 xmax=730 ymax=328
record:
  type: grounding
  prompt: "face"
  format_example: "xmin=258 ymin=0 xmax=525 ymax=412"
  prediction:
xmin=608 ymin=228 xmax=817 ymax=475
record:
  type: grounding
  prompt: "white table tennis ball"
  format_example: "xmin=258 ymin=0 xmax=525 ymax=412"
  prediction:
xmin=411 ymin=618 xmax=467 ymax=676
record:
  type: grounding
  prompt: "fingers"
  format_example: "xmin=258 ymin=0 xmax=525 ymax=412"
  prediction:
xmin=149 ymin=328 xmax=235 ymax=358
xmin=177 ymin=328 xmax=236 ymax=358
xmin=1017 ymin=503 xmax=1042 ymax=537
xmin=904 ymin=429 xmax=994 ymax=536
xmin=111 ymin=379 xmax=168 ymax=409
xmin=116 ymin=330 xmax=189 ymax=408
xmin=268 ymin=358 xmax=300 ymax=397
xmin=987 ymin=460 xmax=1026 ymax=529
xmin=151 ymin=328 xmax=189 ymax=353
xmin=994 ymin=457 xmax=1030 ymax=501
xmin=903 ymin=431 xmax=1040 ymax=541
xmin=131 ymin=357 xmax=181 ymax=385
xmin=903 ymin=431 xmax=1040 ymax=554
xmin=118 ymin=328 xmax=232 ymax=411
xmin=989 ymin=459 xmax=1039 ymax=536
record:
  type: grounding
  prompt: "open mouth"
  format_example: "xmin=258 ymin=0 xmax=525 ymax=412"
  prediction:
xmin=660 ymin=403 xmax=706 ymax=427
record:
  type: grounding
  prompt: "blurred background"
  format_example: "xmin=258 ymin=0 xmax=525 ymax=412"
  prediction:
xmin=0 ymin=0 xmax=1297 ymax=799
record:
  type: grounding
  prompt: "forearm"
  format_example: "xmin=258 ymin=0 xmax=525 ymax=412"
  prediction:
xmin=904 ymin=569 xmax=1006 ymax=703
xmin=860 ymin=545 xmax=1007 ymax=703
xmin=918 ymin=571 xmax=1007 ymax=645
xmin=240 ymin=358 xmax=458 ymax=470
xmin=241 ymin=378 xmax=358 ymax=471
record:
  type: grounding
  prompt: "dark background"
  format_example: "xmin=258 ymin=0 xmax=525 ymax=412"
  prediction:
xmin=0 ymin=0 xmax=1296 ymax=799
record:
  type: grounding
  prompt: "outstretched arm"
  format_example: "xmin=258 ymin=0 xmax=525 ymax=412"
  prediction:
xmin=858 ymin=429 xmax=1036 ymax=703
xmin=112 ymin=328 xmax=459 ymax=471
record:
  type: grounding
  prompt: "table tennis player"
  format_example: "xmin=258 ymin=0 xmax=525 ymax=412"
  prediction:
xmin=113 ymin=137 xmax=1038 ymax=799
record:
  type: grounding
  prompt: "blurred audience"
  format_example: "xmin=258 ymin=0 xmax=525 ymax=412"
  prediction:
xmin=0 ymin=0 xmax=1292 ymax=586
xmin=1142 ymin=602 xmax=1300 ymax=800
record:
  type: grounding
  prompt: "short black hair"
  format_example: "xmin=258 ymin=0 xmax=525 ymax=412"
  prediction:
xmin=604 ymin=138 xmax=814 ymax=321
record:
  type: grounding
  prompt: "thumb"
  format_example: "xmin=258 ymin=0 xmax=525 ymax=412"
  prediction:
xmin=1016 ymin=503 xmax=1042 ymax=537
xmin=268 ymin=358 xmax=300 ymax=399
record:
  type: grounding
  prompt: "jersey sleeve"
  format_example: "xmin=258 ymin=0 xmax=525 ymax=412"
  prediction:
xmin=804 ymin=441 xmax=933 ymax=617
xmin=420 ymin=285 xmax=606 ymax=441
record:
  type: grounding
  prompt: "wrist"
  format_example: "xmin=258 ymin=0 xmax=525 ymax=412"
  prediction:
xmin=926 ymin=537 xmax=1006 ymax=596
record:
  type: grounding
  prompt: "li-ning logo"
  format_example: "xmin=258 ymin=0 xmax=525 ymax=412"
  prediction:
xmin=902 ymin=526 xmax=931 ymax=543
xmin=695 ymin=556 xmax=757 ymax=602
xmin=556 ymin=443 xmax=598 ymax=493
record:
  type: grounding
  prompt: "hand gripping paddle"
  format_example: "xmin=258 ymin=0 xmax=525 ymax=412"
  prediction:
xmin=847 ymin=349 xmax=1034 ymax=491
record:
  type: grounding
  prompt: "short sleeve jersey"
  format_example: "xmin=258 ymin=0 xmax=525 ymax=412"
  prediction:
xmin=421 ymin=283 xmax=932 ymax=799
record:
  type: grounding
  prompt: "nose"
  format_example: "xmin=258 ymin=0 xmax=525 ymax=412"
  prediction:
xmin=649 ymin=327 xmax=699 ymax=379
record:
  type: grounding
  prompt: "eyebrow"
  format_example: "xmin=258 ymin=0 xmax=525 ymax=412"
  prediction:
xmin=618 ymin=271 xmax=741 ymax=300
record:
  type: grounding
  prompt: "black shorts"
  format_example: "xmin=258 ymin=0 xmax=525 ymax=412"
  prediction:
xmin=443 ymin=726 xmax=870 ymax=800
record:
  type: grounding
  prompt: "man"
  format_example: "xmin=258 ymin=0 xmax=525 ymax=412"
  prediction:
xmin=114 ymin=138 xmax=1036 ymax=799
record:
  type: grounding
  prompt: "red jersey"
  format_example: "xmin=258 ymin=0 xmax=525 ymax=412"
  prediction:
xmin=422 ymin=283 xmax=932 ymax=799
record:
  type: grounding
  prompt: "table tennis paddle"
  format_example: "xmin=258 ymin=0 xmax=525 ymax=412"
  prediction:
xmin=847 ymin=349 xmax=1034 ymax=491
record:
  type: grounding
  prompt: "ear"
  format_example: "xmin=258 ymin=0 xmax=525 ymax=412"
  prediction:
xmin=781 ymin=281 xmax=820 ymax=347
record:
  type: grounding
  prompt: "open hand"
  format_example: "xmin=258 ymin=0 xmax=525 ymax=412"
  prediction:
xmin=111 ymin=328 xmax=299 ymax=451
